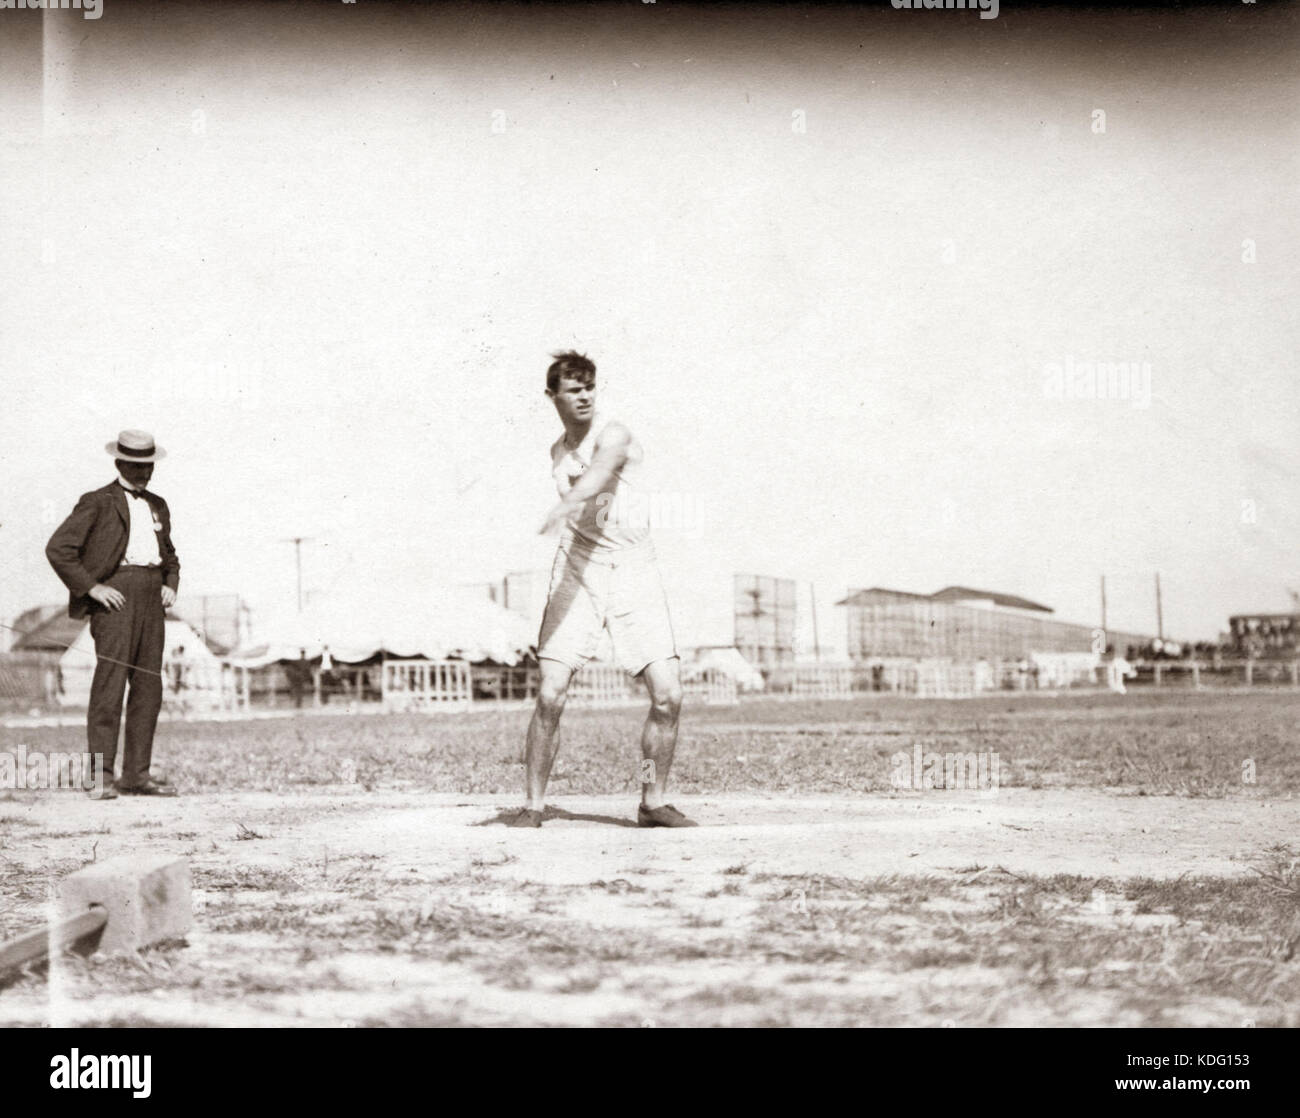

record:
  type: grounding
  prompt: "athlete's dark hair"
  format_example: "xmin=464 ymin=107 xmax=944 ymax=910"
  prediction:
xmin=547 ymin=350 xmax=596 ymax=393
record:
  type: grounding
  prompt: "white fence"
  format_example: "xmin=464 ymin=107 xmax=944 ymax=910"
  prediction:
xmin=346 ymin=660 xmax=739 ymax=715
xmin=758 ymin=662 xmax=979 ymax=699
xmin=381 ymin=660 xmax=473 ymax=712
xmin=566 ymin=663 xmax=740 ymax=708
xmin=1140 ymin=660 xmax=1300 ymax=689
xmin=759 ymin=658 xmax=1083 ymax=699
xmin=566 ymin=663 xmax=642 ymax=708
xmin=915 ymin=662 xmax=977 ymax=699
xmin=682 ymin=667 xmax=739 ymax=706
xmin=164 ymin=660 xmax=251 ymax=715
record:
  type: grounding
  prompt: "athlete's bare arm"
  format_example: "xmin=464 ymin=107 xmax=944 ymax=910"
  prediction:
xmin=539 ymin=422 xmax=632 ymax=535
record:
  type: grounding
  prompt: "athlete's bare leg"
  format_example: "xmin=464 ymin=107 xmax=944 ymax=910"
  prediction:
xmin=523 ymin=658 xmax=575 ymax=811
xmin=638 ymin=656 xmax=683 ymax=809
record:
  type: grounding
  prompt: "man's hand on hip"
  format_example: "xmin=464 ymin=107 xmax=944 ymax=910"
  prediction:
xmin=161 ymin=586 xmax=177 ymax=608
xmin=88 ymin=584 xmax=126 ymax=611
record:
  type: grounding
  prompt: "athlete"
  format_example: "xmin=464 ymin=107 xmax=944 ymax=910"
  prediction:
xmin=510 ymin=351 xmax=695 ymax=828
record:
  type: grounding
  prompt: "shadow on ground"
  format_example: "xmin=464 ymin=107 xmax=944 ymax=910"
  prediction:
xmin=476 ymin=805 xmax=639 ymax=828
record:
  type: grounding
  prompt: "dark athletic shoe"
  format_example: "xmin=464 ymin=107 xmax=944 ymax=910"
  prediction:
xmin=117 ymin=780 xmax=177 ymax=797
xmin=506 ymin=808 xmax=544 ymax=828
xmin=637 ymin=803 xmax=697 ymax=828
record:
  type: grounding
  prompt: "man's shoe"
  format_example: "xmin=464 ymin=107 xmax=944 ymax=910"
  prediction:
xmin=87 ymin=785 xmax=118 ymax=801
xmin=505 ymin=808 xmax=544 ymax=828
xmin=637 ymin=803 xmax=697 ymax=828
xmin=117 ymin=780 xmax=178 ymax=797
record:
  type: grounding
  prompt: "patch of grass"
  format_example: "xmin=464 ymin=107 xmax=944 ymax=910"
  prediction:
xmin=6 ymin=696 xmax=1297 ymax=1025
xmin=469 ymin=853 xmax=518 ymax=870
xmin=37 ymin=826 xmax=112 ymax=839
xmin=195 ymin=865 xmax=305 ymax=893
xmin=6 ymin=691 xmax=1295 ymax=799
xmin=557 ymin=972 xmax=603 ymax=994
xmin=742 ymin=861 xmax=1300 ymax=1017
xmin=354 ymin=1004 xmax=470 ymax=1028
xmin=685 ymin=984 xmax=767 ymax=1006
xmin=681 ymin=912 xmax=726 ymax=929
xmin=589 ymin=878 xmax=645 ymax=894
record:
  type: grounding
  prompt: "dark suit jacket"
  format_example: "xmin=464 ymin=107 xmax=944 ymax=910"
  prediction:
xmin=46 ymin=482 xmax=181 ymax=619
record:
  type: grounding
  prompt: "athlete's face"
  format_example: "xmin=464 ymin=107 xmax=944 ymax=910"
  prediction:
xmin=549 ymin=375 xmax=595 ymax=425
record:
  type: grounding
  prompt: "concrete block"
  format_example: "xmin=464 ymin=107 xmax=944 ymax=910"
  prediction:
xmin=57 ymin=855 xmax=192 ymax=955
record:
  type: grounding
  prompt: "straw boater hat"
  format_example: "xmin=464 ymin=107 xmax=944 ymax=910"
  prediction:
xmin=105 ymin=429 xmax=166 ymax=463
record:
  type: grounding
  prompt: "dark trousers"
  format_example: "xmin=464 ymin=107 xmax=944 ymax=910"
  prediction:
xmin=87 ymin=566 xmax=165 ymax=788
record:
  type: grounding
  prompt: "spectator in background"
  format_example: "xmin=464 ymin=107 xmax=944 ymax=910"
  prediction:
xmin=320 ymin=646 xmax=335 ymax=705
xmin=170 ymin=645 xmax=188 ymax=694
xmin=288 ymin=649 xmax=309 ymax=709
xmin=45 ymin=429 xmax=180 ymax=798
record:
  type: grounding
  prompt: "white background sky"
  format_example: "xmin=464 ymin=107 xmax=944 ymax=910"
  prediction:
xmin=2 ymin=1 xmax=1296 ymax=651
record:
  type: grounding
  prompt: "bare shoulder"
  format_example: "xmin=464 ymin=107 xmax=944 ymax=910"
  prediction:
xmin=595 ymin=420 xmax=633 ymax=451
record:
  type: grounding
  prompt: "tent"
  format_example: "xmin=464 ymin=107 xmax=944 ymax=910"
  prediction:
xmin=57 ymin=617 xmax=223 ymax=708
xmin=683 ymin=646 xmax=766 ymax=692
xmin=229 ymin=585 xmax=534 ymax=667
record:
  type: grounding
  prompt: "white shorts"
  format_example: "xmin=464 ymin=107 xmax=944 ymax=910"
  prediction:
xmin=537 ymin=540 xmax=677 ymax=676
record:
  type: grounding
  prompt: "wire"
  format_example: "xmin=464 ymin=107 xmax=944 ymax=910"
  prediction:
xmin=0 ymin=619 xmax=171 ymax=680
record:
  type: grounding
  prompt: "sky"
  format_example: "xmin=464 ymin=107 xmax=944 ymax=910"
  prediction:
xmin=1 ymin=0 xmax=1297 ymax=651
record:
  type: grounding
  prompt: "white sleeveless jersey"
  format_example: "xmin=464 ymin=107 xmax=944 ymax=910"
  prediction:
xmin=550 ymin=414 xmax=651 ymax=553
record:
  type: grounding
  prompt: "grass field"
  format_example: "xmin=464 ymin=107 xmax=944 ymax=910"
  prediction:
xmin=1 ymin=690 xmax=1298 ymax=1027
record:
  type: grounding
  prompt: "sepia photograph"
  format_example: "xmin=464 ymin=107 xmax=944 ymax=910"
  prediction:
xmin=0 ymin=0 xmax=1296 ymax=1069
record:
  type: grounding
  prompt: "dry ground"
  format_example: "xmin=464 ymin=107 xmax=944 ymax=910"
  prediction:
xmin=1 ymin=691 xmax=1298 ymax=1027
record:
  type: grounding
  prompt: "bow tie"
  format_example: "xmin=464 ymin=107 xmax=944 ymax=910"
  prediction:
xmin=123 ymin=487 xmax=149 ymax=500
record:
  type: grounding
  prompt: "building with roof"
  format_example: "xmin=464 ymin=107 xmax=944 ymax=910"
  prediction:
xmin=9 ymin=610 xmax=87 ymax=654
xmin=837 ymin=586 xmax=1152 ymax=662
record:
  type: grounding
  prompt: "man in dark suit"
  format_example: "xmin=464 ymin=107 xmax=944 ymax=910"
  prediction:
xmin=46 ymin=430 xmax=181 ymax=799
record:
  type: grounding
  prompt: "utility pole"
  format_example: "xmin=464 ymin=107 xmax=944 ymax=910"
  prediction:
xmin=1100 ymin=575 xmax=1107 ymax=633
xmin=744 ymin=584 xmax=766 ymax=666
xmin=1155 ymin=572 xmax=1164 ymax=642
xmin=283 ymin=537 xmax=314 ymax=613
xmin=809 ymin=581 xmax=821 ymax=662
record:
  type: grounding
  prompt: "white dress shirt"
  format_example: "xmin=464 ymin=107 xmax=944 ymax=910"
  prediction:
xmin=118 ymin=476 xmax=162 ymax=567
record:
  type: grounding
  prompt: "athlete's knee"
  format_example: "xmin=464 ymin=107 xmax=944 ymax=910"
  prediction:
xmin=536 ymin=679 xmax=570 ymax=719
xmin=649 ymin=681 xmax=682 ymax=721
